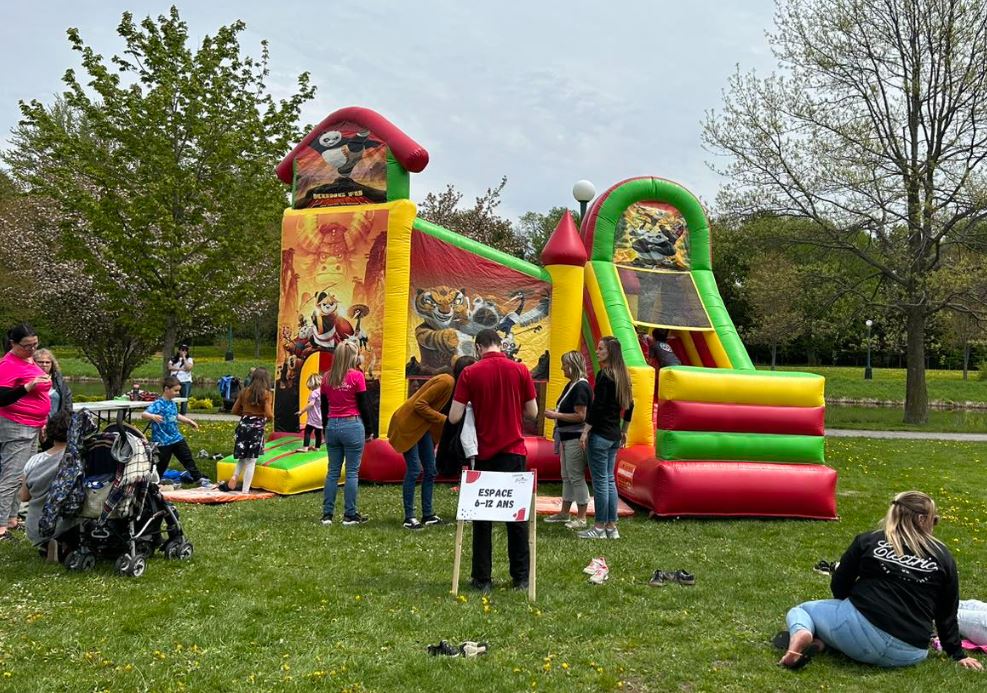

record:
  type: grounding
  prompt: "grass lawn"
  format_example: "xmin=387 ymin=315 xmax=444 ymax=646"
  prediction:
xmin=2 ymin=427 xmax=986 ymax=691
xmin=827 ymin=406 xmax=987 ymax=433
xmin=779 ymin=366 xmax=987 ymax=406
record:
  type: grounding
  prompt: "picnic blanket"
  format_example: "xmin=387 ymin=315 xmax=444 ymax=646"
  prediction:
xmin=931 ymin=637 xmax=987 ymax=653
xmin=161 ymin=488 xmax=276 ymax=504
xmin=536 ymin=495 xmax=634 ymax=518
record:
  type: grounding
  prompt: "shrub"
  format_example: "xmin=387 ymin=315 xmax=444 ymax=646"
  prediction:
xmin=978 ymin=360 xmax=987 ymax=382
xmin=188 ymin=397 xmax=214 ymax=410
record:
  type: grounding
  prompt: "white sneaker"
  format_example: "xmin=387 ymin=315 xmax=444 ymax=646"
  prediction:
xmin=588 ymin=568 xmax=609 ymax=585
xmin=543 ymin=513 xmax=570 ymax=523
xmin=606 ymin=527 xmax=620 ymax=540
xmin=583 ymin=557 xmax=608 ymax=575
xmin=578 ymin=527 xmax=608 ymax=539
xmin=565 ymin=518 xmax=587 ymax=529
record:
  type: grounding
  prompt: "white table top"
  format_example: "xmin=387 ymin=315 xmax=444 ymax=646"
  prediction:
xmin=73 ymin=398 xmax=187 ymax=412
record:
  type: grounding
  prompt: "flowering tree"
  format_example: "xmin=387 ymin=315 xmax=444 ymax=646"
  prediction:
xmin=3 ymin=7 xmax=313 ymax=385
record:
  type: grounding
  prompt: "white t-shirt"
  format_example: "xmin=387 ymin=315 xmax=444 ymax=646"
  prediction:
xmin=170 ymin=356 xmax=194 ymax=383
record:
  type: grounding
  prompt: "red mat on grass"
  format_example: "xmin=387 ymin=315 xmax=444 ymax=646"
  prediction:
xmin=536 ymin=495 xmax=634 ymax=518
xmin=161 ymin=488 xmax=276 ymax=504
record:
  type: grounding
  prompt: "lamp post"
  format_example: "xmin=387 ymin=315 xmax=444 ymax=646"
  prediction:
xmin=572 ymin=179 xmax=596 ymax=222
xmin=864 ymin=319 xmax=873 ymax=380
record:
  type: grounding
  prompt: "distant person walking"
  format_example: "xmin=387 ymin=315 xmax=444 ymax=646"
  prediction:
xmin=543 ymin=351 xmax=592 ymax=529
xmin=320 ymin=342 xmax=373 ymax=527
xmin=579 ymin=336 xmax=634 ymax=540
xmin=168 ymin=344 xmax=194 ymax=415
xmin=448 ymin=328 xmax=538 ymax=592
xmin=388 ymin=370 xmax=455 ymax=529
xmin=226 ymin=367 xmax=274 ymax=494
xmin=0 ymin=324 xmax=51 ymax=541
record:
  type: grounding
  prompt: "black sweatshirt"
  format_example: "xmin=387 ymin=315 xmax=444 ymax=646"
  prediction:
xmin=585 ymin=370 xmax=634 ymax=441
xmin=831 ymin=530 xmax=963 ymax=659
xmin=0 ymin=385 xmax=29 ymax=407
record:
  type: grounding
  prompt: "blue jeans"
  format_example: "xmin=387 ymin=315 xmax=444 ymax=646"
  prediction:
xmin=587 ymin=433 xmax=619 ymax=525
xmin=179 ymin=381 xmax=192 ymax=415
xmin=322 ymin=417 xmax=365 ymax=517
xmin=402 ymin=432 xmax=436 ymax=520
xmin=787 ymin=599 xmax=928 ymax=667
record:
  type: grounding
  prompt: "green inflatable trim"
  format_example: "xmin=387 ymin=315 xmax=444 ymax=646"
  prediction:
xmin=386 ymin=152 xmax=410 ymax=201
xmin=657 ymin=429 xmax=826 ymax=464
xmin=591 ymin=261 xmax=646 ymax=367
xmin=412 ymin=218 xmax=551 ymax=282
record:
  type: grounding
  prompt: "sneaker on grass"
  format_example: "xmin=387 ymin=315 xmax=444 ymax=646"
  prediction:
xmin=565 ymin=517 xmax=587 ymax=529
xmin=606 ymin=527 xmax=620 ymax=540
xmin=320 ymin=514 xmax=333 ymax=526
xmin=198 ymin=477 xmax=213 ymax=488
xmin=543 ymin=513 xmax=570 ymax=523
xmin=577 ymin=527 xmax=608 ymax=539
xmin=583 ymin=557 xmax=608 ymax=575
xmin=422 ymin=515 xmax=445 ymax=526
xmin=588 ymin=568 xmax=609 ymax=585
xmin=342 ymin=513 xmax=369 ymax=526
xmin=648 ymin=569 xmax=668 ymax=587
xmin=403 ymin=518 xmax=423 ymax=530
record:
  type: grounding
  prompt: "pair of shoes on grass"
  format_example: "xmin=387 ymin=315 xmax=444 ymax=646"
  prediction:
xmin=403 ymin=514 xmax=446 ymax=530
xmin=648 ymin=569 xmax=696 ymax=587
xmin=426 ymin=640 xmax=489 ymax=657
xmin=584 ymin=556 xmax=609 ymax=584
xmin=578 ymin=526 xmax=619 ymax=540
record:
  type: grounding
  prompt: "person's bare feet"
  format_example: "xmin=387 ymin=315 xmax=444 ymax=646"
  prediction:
xmin=778 ymin=630 xmax=814 ymax=667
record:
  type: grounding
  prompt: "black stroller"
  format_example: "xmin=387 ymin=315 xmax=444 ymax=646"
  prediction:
xmin=57 ymin=416 xmax=193 ymax=577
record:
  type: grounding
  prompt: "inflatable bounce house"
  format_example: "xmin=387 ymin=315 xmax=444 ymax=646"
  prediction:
xmin=219 ymin=106 xmax=837 ymax=520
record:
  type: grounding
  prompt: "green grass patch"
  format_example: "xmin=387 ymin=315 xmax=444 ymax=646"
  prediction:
xmin=2 ymin=430 xmax=986 ymax=691
xmin=777 ymin=366 xmax=987 ymax=406
xmin=827 ymin=406 xmax=987 ymax=433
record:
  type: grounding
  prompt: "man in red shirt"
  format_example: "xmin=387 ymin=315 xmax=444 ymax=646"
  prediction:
xmin=449 ymin=328 xmax=538 ymax=592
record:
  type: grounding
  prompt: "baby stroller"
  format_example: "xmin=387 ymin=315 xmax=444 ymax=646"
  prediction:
xmin=56 ymin=415 xmax=193 ymax=577
xmin=217 ymin=375 xmax=242 ymax=413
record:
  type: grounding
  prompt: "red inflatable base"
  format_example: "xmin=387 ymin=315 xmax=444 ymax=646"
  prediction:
xmin=358 ymin=436 xmax=562 ymax=484
xmin=616 ymin=446 xmax=837 ymax=520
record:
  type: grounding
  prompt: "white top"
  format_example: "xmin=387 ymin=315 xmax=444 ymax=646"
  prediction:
xmin=170 ymin=356 xmax=193 ymax=383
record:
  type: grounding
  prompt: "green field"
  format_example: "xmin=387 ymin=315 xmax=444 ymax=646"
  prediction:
xmin=1 ymin=427 xmax=986 ymax=691
xmin=781 ymin=366 xmax=987 ymax=406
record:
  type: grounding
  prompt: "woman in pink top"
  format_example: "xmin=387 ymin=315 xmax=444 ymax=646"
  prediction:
xmin=319 ymin=342 xmax=373 ymax=527
xmin=0 ymin=324 xmax=52 ymax=541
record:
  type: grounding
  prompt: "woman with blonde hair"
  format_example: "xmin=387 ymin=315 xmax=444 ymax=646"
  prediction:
xmin=33 ymin=349 xmax=72 ymax=419
xmin=579 ymin=336 xmax=633 ymax=540
xmin=320 ymin=342 xmax=372 ymax=526
xmin=778 ymin=491 xmax=982 ymax=671
xmin=544 ymin=350 xmax=592 ymax=528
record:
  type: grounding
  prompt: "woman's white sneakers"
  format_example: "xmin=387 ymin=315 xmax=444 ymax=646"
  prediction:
xmin=585 ymin=556 xmax=609 ymax=584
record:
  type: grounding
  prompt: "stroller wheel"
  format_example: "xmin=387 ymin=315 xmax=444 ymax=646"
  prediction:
xmin=114 ymin=555 xmax=132 ymax=575
xmin=127 ymin=556 xmax=147 ymax=578
xmin=177 ymin=541 xmax=193 ymax=560
xmin=163 ymin=539 xmax=181 ymax=560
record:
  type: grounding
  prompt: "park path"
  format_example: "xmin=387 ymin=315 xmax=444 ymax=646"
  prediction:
xmin=192 ymin=412 xmax=987 ymax=442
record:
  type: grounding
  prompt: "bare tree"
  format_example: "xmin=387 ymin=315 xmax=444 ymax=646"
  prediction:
xmin=704 ymin=0 xmax=987 ymax=423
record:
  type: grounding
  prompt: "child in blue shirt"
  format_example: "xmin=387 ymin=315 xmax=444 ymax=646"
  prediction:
xmin=141 ymin=376 xmax=209 ymax=486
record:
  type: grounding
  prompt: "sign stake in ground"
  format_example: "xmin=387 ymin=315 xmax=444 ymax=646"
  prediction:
xmin=451 ymin=469 xmax=537 ymax=601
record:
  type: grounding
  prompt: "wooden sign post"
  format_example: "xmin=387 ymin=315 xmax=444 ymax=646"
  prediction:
xmin=452 ymin=469 xmax=537 ymax=601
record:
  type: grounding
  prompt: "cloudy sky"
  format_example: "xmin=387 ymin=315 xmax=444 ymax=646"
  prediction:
xmin=0 ymin=0 xmax=779 ymax=220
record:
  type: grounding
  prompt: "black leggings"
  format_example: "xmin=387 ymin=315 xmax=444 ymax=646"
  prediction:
xmin=156 ymin=439 xmax=203 ymax=480
xmin=303 ymin=425 xmax=322 ymax=449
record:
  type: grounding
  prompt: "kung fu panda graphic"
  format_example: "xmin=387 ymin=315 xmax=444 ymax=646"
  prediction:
xmin=310 ymin=291 xmax=355 ymax=350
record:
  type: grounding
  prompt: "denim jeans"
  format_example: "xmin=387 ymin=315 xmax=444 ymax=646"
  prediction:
xmin=322 ymin=417 xmax=365 ymax=517
xmin=179 ymin=381 xmax=192 ymax=415
xmin=586 ymin=433 xmax=619 ymax=525
xmin=787 ymin=598 xmax=928 ymax=667
xmin=402 ymin=431 xmax=436 ymax=520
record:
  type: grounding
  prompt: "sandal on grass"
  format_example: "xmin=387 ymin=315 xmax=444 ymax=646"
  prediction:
xmin=780 ymin=641 xmax=824 ymax=670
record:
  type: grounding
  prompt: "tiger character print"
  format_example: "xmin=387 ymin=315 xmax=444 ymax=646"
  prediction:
xmin=413 ymin=286 xmax=470 ymax=372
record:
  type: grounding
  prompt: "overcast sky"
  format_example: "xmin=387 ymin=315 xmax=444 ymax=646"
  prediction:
xmin=0 ymin=0 xmax=779 ymax=221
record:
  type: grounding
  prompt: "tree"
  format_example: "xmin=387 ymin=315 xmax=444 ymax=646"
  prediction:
xmin=743 ymin=251 xmax=805 ymax=369
xmin=516 ymin=206 xmax=581 ymax=264
xmin=418 ymin=176 xmax=526 ymax=257
xmin=2 ymin=7 xmax=314 ymax=389
xmin=704 ymin=0 xmax=987 ymax=423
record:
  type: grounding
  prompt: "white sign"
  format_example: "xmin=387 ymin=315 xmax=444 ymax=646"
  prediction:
xmin=456 ymin=470 xmax=535 ymax=522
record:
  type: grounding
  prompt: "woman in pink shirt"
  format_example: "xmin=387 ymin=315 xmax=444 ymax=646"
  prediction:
xmin=0 ymin=324 xmax=52 ymax=541
xmin=319 ymin=342 xmax=373 ymax=527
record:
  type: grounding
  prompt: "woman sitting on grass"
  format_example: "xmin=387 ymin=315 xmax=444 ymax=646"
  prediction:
xmin=779 ymin=491 xmax=982 ymax=671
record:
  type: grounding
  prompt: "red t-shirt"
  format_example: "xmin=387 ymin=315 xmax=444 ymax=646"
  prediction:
xmin=453 ymin=351 xmax=537 ymax=459
xmin=321 ymin=369 xmax=366 ymax=418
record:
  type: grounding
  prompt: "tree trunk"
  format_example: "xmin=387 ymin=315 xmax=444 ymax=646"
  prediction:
xmin=963 ymin=341 xmax=970 ymax=380
xmin=806 ymin=346 xmax=818 ymax=366
xmin=770 ymin=343 xmax=777 ymax=370
xmin=254 ymin=318 xmax=262 ymax=358
xmin=162 ymin=316 xmax=178 ymax=379
xmin=903 ymin=307 xmax=929 ymax=424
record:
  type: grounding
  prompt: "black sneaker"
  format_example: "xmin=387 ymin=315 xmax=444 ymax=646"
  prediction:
xmin=403 ymin=518 xmax=423 ymax=530
xmin=813 ymin=560 xmax=836 ymax=576
xmin=422 ymin=514 xmax=445 ymax=526
xmin=320 ymin=513 xmax=333 ymax=526
xmin=342 ymin=513 xmax=369 ymax=526
xmin=426 ymin=640 xmax=460 ymax=657
xmin=669 ymin=570 xmax=696 ymax=586
xmin=648 ymin=569 xmax=668 ymax=587
xmin=469 ymin=579 xmax=492 ymax=594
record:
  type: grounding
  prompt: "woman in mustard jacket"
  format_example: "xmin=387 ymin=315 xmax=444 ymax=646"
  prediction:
xmin=387 ymin=371 xmax=454 ymax=529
